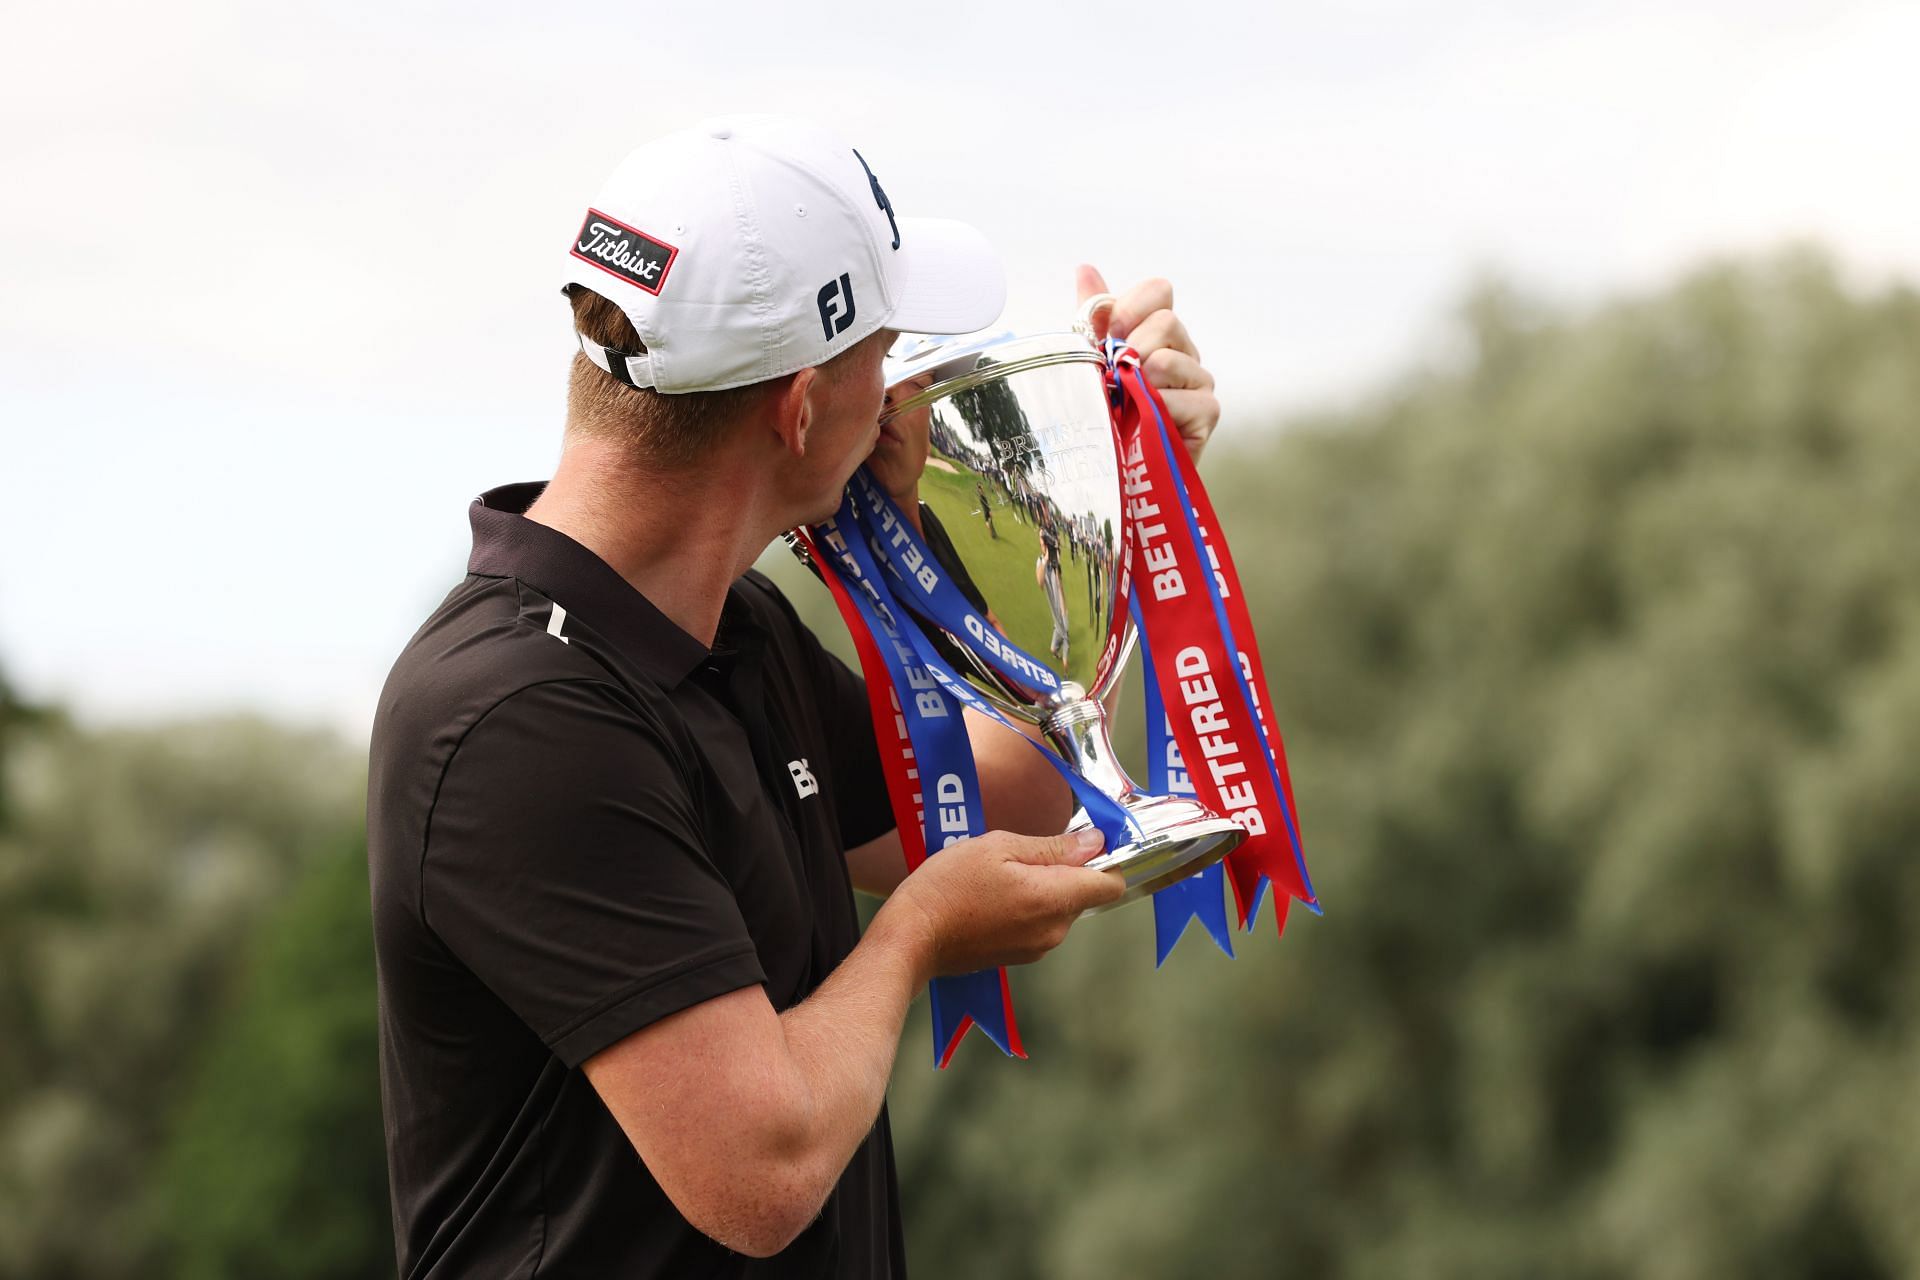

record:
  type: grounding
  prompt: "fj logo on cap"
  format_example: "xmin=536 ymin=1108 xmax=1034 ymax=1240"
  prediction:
xmin=817 ymin=272 xmax=855 ymax=341
xmin=572 ymin=209 xmax=679 ymax=296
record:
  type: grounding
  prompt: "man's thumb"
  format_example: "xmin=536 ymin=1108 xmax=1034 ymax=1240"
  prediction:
xmin=1015 ymin=827 xmax=1107 ymax=866
xmin=1075 ymin=263 xmax=1111 ymax=305
xmin=1075 ymin=264 xmax=1115 ymax=343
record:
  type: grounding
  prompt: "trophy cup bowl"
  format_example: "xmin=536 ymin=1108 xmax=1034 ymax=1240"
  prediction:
xmin=865 ymin=329 xmax=1244 ymax=911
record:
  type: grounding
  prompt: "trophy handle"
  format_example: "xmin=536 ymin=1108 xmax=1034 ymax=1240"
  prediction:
xmin=1087 ymin=615 xmax=1138 ymax=707
xmin=1073 ymin=292 xmax=1118 ymax=344
xmin=781 ymin=528 xmax=812 ymax=569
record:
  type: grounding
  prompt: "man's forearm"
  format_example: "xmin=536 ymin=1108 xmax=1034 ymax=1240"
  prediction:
xmin=966 ymin=668 xmax=1127 ymax=836
xmin=967 ymin=707 xmax=1073 ymax=834
xmin=764 ymin=899 xmax=932 ymax=1235
xmin=593 ymin=831 xmax=1112 ymax=1258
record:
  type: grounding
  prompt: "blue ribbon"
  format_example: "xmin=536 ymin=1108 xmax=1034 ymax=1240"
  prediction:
xmin=816 ymin=495 xmax=1021 ymax=1062
xmin=850 ymin=469 xmax=1063 ymax=699
xmin=1137 ymin=599 xmax=1235 ymax=965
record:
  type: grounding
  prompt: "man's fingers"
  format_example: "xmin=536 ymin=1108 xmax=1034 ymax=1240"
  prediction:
xmin=1145 ymin=350 xmax=1220 ymax=456
xmin=1017 ymin=862 xmax=1127 ymax=921
xmin=1063 ymin=866 xmax=1128 ymax=912
xmin=1158 ymin=388 xmax=1221 ymax=456
xmin=1076 ymin=265 xmax=1116 ymax=343
xmin=1111 ymin=277 xmax=1173 ymax=342
xmin=1089 ymin=868 xmax=1127 ymax=905
xmin=1143 ymin=346 xmax=1214 ymax=392
xmin=1008 ymin=828 xmax=1106 ymax=866
xmin=1127 ymin=309 xmax=1200 ymax=363
xmin=1075 ymin=263 xmax=1112 ymax=306
xmin=1077 ymin=271 xmax=1183 ymax=349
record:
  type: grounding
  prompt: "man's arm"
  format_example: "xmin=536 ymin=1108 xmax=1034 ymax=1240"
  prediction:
xmin=582 ymin=906 xmax=925 ymax=1258
xmin=584 ymin=828 xmax=1121 ymax=1257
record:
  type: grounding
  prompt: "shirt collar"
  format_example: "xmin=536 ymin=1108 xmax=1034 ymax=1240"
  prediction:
xmin=466 ymin=481 xmax=761 ymax=688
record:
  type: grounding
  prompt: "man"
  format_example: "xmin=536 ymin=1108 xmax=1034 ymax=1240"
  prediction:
xmin=1036 ymin=519 xmax=1071 ymax=666
xmin=367 ymin=114 xmax=1220 ymax=1278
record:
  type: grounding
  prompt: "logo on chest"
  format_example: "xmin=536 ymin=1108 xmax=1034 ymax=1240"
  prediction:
xmin=787 ymin=758 xmax=819 ymax=800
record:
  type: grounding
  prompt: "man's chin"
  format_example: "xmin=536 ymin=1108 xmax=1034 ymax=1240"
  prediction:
xmin=799 ymin=480 xmax=853 ymax=528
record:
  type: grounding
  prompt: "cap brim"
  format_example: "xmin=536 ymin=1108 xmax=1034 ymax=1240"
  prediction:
xmin=887 ymin=217 xmax=1007 ymax=335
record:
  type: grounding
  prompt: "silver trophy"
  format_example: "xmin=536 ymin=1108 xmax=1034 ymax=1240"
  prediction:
xmin=847 ymin=321 xmax=1244 ymax=911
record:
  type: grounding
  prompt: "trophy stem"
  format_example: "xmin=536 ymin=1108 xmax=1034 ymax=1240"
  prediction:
xmin=1040 ymin=697 xmax=1245 ymax=912
xmin=1039 ymin=696 xmax=1138 ymax=808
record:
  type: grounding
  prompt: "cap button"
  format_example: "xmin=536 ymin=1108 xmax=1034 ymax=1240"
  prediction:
xmin=709 ymin=125 xmax=733 ymax=140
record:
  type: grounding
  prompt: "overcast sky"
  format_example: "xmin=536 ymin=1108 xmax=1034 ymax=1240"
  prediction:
xmin=2 ymin=0 xmax=1914 ymax=738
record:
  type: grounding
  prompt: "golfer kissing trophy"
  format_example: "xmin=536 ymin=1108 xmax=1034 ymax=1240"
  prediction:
xmin=793 ymin=302 xmax=1317 ymax=1065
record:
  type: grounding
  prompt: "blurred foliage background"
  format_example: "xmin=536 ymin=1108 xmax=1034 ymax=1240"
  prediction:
xmin=3 ymin=249 xmax=1916 ymax=1278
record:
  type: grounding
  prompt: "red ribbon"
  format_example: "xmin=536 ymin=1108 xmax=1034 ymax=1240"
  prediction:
xmin=1112 ymin=356 xmax=1315 ymax=931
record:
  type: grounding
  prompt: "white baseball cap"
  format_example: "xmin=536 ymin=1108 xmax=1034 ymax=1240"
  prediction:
xmin=563 ymin=114 xmax=1007 ymax=394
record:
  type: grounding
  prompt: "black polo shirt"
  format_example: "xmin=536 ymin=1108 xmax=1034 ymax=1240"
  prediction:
xmin=367 ymin=482 xmax=905 ymax=1279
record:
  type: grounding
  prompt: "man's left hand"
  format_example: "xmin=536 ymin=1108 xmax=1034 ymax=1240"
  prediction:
xmin=1077 ymin=265 xmax=1220 ymax=462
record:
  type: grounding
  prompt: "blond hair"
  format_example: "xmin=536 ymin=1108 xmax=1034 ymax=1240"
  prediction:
xmin=562 ymin=286 xmax=770 ymax=468
xmin=563 ymin=287 xmax=889 ymax=467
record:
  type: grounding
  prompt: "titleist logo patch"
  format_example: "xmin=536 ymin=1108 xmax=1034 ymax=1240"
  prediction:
xmin=571 ymin=209 xmax=678 ymax=295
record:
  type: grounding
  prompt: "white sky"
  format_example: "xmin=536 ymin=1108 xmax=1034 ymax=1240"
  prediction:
xmin=2 ymin=0 xmax=1915 ymax=739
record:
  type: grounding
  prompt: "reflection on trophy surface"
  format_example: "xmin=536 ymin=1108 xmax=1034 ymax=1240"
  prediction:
xmin=870 ymin=331 xmax=1244 ymax=909
xmin=868 ymin=368 xmax=1007 ymax=681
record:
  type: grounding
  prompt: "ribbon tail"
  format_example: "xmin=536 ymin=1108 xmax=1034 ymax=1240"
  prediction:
xmin=1152 ymin=862 xmax=1235 ymax=965
xmin=1223 ymin=854 xmax=1263 ymax=931
xmin=1222 ymin=866 xmax=1303 ymax=936
xmin=931 ymin=969 xmax=1026 ymax=1068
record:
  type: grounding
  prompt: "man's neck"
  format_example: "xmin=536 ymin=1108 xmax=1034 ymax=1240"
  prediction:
xmin=524 ymin=435 xmax=776 ymax=648
xmin=886 ymin=482 xmax=924 ymax=536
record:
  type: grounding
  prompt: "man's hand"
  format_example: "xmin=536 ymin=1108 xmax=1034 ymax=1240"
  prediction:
xmin=584 ymin=828 xmax=1120 ymax=1258
xmin=886 ymin=828 xmax=1124 ymax=977
xmin=1077 ymin=265 xmax=1221 ymax=462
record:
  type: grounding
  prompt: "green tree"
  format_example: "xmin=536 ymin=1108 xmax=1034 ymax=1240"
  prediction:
xmin=0 ymin=714 xmax=364 ymax=1278
xmin=157 ymin=836 xmax=390 ymax=1279
xmin=0 ymin=665 xmax=48 ymax=830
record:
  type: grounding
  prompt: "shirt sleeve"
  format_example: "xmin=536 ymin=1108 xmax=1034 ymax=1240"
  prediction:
xmin=422 ymin=679 xmax=766 ymax=1068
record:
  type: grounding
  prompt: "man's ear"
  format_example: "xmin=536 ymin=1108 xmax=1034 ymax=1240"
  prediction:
xmin=769 ymin=367 xmax=818 ymax=459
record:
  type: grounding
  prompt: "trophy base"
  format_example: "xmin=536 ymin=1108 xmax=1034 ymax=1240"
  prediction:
xmin=1070 ymin=794 xmax=1245 ymax=914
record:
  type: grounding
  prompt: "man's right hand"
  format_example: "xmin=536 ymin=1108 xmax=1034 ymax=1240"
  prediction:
xmin=881 ymin=828 xmax=1124 ymax=980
